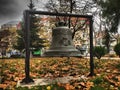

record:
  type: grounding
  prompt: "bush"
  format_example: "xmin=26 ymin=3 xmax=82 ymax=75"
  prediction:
xmin=93 ymin=46 xmax=107 ymax=59
xmin=92 ymin=76 xmax=103 ymax=85
xmin=114 ymin=43 xmax=120 ymax=57
xmin=91 ymin=86 xmax=105 ymax=90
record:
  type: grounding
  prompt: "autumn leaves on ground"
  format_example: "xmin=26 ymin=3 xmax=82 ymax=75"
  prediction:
xmin=0 ymin=57 xmax=120 ymax=90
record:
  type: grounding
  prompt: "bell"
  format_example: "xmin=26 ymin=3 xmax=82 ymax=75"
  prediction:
xmin=42 ymin=22 xmax=81 ymax=57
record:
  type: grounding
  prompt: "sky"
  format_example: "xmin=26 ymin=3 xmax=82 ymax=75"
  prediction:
xmin=0 ymin=0 xmax=47 ymax=26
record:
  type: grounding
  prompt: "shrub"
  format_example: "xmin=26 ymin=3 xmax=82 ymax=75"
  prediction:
xmin=91 ymin=86 xmax=105 ymax=90
xmin=116 ymin=63 xmax=120 ymax=70
xmin=92 ymin=76 xmax=103 ymax=85
xmin=114 ymin=43 xmax=120 ymax=57
xmin=93 ymin=46 xmax=107 ymax=59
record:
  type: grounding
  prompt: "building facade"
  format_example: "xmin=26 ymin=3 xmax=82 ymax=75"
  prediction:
xmin=0 ymin=21 xmax=20 ymax=56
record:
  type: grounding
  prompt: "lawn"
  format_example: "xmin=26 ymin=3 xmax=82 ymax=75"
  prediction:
xmin=0 ymin=57 xmax=120 ymax=90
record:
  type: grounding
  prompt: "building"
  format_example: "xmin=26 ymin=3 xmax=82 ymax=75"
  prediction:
xmin=1 ymin=21 xmax=20 ymax=31
xmin=0 ymin=20 xmax=20 ymax=54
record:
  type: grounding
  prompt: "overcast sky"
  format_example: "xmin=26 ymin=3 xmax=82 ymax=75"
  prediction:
xmin=0 ymin=0 xmax=47 ymax=26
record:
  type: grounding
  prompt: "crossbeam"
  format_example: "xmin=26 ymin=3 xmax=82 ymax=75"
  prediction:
xmin=27 ymin=10 xmax=92 ymax=18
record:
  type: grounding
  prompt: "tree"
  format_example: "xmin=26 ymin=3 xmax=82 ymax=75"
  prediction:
xmin=13 ymin=22 xmax=25 ymax=52
xmin=102 ymin=29 xmax=111 ymax=53
xmin=0 ymin=30 xmax=10 ymax=41
xmin=94 ymin=0 xmax=120 ymax=33
xmin=45 ymin=0 xmax=97 ymax=39
xmin=93 ymin=0 xmax=120 ymax=54
xmin=13 ymin=1 xmax=45 ymax=53
xmin=29 ymin=15 xmax=45 ymax=50
xmin=0 ymin=30 xmax=10 ymax=58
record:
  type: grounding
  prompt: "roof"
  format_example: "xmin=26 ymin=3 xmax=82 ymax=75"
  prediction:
xmin=5 ymin=21 xmax=19 ymax=25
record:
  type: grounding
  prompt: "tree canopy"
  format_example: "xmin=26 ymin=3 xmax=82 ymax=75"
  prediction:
xmin=13 ymin=1 xmax=45 ymax=52
xmin=45 ymin=0 xmax=98 ymax=39
xmin=95 ymin=0 xmax=120 ymax=33
xmin=0 ymin=30 xmax=10 ymax=41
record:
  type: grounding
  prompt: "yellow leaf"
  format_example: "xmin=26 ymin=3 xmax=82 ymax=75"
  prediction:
xmin=46 ymin=86 xmax=51 ymax=90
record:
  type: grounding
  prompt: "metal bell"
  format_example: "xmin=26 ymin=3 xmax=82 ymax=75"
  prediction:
xmin=42 ymin=23 xmax=81 ymax=57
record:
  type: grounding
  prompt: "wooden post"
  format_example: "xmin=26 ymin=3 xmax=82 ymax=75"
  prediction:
xmin=89 ymin=17 xmax=95 ymax=76
xmin=21 ymin=10 xmax=34 ymax=84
